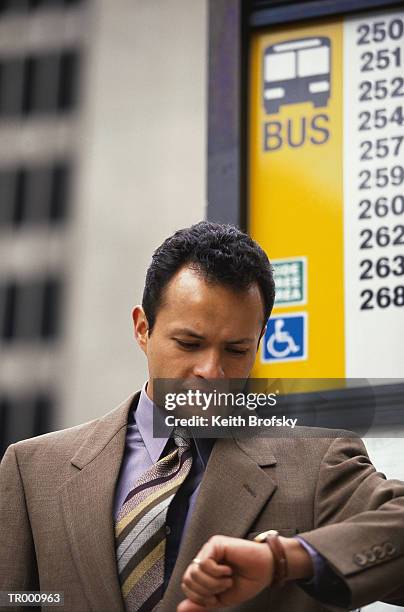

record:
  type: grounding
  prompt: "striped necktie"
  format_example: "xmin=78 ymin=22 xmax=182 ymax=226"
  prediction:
xmin=115 ymin=429 xmax=193 ymax=612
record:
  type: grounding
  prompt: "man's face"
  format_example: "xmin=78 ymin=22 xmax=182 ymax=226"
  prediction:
xmin=133 ymin=266 xmax=266 ymax=399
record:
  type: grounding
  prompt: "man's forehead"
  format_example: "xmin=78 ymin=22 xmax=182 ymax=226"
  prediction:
xmin=162 ymin=265 xmax=261 ymax=302
xmin=154 ymin=265 xmax=266 ymax=331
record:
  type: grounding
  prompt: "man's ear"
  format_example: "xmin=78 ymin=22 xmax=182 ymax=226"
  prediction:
xmin=132 ymin=306 xmax=149 ymax=353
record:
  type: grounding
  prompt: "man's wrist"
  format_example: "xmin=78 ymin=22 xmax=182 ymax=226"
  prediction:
xmin=256 ymin=541 xmax=275 ymax=586
xmin=256 ymin=534 xmax=313 ymax=586
xmin=279 ymin=537 xmax=314 ymax=582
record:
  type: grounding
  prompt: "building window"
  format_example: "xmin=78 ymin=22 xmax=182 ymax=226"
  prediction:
xmin=0 ymin=392 xmax=53 ymax=459
xmin=50 ymin=162 xmax=70 ymax=222
xmin=0 ymin=168 xmax=16 ymax=226
xmin=0 ymin=161 xmax=71 ymax=228
xmin=0 ymin=57 xmax=25 ymax=116
xmin=41 ymin=277 xmax=63 ymax=339
xmin=0 ymin=276 xmax=63 ymax=343
xmin=23 ymin=49 xmax=80 ymax=115
xmin=0 ymin=49 xmax=80 ymax=117
xmin=1 ymin=281 xmax=17 ymax=342
xmin=0 ymin=0 xmax=84 ymax=15
xmin=58 ymin=50 xmax=80 ymax=111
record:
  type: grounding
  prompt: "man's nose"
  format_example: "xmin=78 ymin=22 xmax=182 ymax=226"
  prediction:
xmin=193 ymin=350 xmax=225 ymax=379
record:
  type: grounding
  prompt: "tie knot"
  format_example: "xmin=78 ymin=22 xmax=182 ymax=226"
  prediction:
xmin=173 ymin=427 xmax=191 ymax=449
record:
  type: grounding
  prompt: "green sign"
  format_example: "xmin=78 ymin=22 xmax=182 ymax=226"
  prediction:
xmin=273 ymin=257 xmax=306 ymax=306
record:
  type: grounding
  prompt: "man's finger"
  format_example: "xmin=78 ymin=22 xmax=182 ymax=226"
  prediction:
xmin=181 ymin=581 xmax=218 ymax=607
xmin=177 ymin=598 xmax=213 ymax=612
xmin=183 ymin=572 xmax=212 ymax=598
xmin=196 ymin=537 xmax=226 ymax=564
xmin=188 ymin=566 xmax=233 ymax=594
xmin=198 ymin=558 xmax=233 ymax=578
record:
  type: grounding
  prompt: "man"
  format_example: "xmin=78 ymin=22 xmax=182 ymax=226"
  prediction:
xmin=0 ymin=222 xmax=403 ymax=612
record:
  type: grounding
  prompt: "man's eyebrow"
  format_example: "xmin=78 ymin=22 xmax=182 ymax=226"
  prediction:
xmin=172 ymin=329 xmax=205 ymax=339
xmin=172 ymin=329 xmax=254 ymax=343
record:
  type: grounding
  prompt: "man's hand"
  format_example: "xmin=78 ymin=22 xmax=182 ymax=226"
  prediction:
xmin=177 ymin=535 xmax=274 ymax=611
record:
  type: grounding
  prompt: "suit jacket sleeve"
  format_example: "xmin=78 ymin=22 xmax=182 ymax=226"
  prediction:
xmin=0 ymin=444 xmax=39 ymax=607
xmin=298 ymin=435 xmax=404 ymax=610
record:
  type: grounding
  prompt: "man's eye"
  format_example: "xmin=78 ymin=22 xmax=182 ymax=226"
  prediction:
xmin=176 ymin=340 xmax=200 ymax=349
xmin=227 ymin=348 xmax=248 ymax=355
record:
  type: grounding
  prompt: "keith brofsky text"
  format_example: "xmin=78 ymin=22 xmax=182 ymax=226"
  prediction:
xmin=165 ymin=414 xmax=298 ymax=429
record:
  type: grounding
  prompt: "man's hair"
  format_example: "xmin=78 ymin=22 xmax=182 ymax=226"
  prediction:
xmin=142 ymin=221 xmax=275 ymax=333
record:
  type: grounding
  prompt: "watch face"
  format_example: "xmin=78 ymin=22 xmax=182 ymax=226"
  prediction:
xmin=254 ymin=529 xmax=278 ymax=543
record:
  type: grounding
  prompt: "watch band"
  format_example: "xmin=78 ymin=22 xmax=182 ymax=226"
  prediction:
xmin=265 ymin=530 xmax=288 ymax=587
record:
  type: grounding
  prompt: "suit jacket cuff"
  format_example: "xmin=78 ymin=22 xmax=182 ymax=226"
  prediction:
xmin=294 ymin=536 xmax=351 ymax=608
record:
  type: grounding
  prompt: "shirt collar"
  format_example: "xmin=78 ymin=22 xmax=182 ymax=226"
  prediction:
xmin=135 ymin=382 xmax=170 ymax=463
xmin=134 ymin=381 xmax=215 ymax=468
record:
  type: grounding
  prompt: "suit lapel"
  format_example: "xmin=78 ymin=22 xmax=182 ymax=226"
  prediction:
xmin=160 ymin=437 xmax=277 ymax=612
xmin=58 ymin=393 xmax=139 ymax=612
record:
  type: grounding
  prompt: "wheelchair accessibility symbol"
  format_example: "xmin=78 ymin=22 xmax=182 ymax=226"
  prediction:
xmin=262 ymin=313 xmax=307 ymax=363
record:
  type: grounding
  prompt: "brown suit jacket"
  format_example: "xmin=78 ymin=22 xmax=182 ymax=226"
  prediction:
xmin=1 ymin=392 xmax=404 ymax=612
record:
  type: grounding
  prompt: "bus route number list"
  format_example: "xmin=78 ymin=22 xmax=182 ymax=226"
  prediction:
xmin=354 ymin=13 xmax=404 ymax=311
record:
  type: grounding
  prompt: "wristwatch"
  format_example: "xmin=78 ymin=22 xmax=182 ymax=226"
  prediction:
xmin=254 ymin=529 xmax=288 ymax=587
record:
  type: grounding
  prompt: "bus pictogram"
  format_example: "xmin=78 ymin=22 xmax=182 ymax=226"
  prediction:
xmin=263 ymin=37 xmax=332 ymax=115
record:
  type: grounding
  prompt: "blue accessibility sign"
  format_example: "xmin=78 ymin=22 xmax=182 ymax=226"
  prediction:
xmin=262 ymin=313 xmax=308 ymax=363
